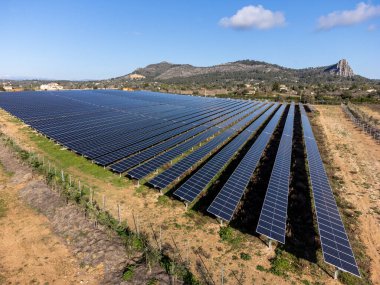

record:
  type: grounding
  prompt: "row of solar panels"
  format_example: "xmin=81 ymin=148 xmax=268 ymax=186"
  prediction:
xmin=0 ymin=91 xmax=359 ymax=277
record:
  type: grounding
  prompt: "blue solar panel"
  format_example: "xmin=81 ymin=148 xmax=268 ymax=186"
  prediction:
xmin=126 ymin=103 xmax=259 ymax=179
xmin=109 ymin=102 xmax=257 ymax=173
xmin=148 ymin=103 xmax=268 ymax=190
xmin=207 ymin=104 xmax=286 ymax=221
xmin=0 ymin=90 xmax=254 ymax=169
xmin=89 ymin=101 xmax=248 ymax=164
xmin=173 ymin=103 xmax=280 ymax=203
xmin=255 ymin=103 xmax=295 ymax=243
xmin=300 ymin=104 xmax=360 ymax=277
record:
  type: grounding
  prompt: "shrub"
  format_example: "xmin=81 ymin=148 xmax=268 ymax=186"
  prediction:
xmin=122 ymin=265 xmax=135 ymax=281
xmin=256 ymin=265 xmax=266 ymax=272
xmin=240 ymin=252 xmax=251 ymax=261
xmin=219 ymin=226 xmax=234 ymax=242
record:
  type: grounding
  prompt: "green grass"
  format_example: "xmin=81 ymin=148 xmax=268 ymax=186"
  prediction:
xmin=240 ymin=252 xmax=251 ymax=261
xmin=218 ymin=226 xmax=245 ymax=248
xmin=269 ymin=248 xmax=296 ymax=277
xmin=122 ymin=265 xmax=135 ymax=281
xmin=256 ymin=265 xmax=266 ymax=272
xmin=27 ymin=130 xmax=130 ymax=188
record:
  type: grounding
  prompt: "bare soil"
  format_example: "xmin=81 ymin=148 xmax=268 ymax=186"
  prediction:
xmin=0 ymin=146 xmax=100 ymax=284
xmin=356 ymin=104 xmax=380 ymax=126
xmin=0 ymin=135 xmax=171 ymax=284
xmin=314 ymin=105 xmax=380 ymax=285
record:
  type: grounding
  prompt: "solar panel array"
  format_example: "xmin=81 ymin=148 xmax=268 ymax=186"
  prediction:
xmin=0 ymin=90 xmax=360 ymax=278
xmin=110 ymin=101 xmax=257 ymax=173
xmin=173 ymin=103 xmax=280 ymax=203
xmin=0 ymin=90 xmax=251 ymax=167
xmin=127 ymin=102 xmax=259 ymax=179
xmin=300 ymin=104 xmax=360 ymax=277
xmin=207 ymin=104 xmax=286 ymax=221
xmin=255 ymin=103 xmax=295 ymax=243
xmin=148 ymin=103 xmax=269 ymax=190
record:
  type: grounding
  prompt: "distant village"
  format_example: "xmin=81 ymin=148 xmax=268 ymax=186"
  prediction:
xmin=1 ymin=72 xmax=379 ymax=104
xmin=1 ymin=82 xmax=63 ymax=92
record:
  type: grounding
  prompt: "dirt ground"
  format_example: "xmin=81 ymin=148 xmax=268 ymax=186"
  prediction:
xmin=314 ymin=105 xmax=380 ymax=285
xmin=0 ymin=135 xmax=171 ymax=285
xmin=356 ymin=104 xmax=380 ymax=126
xmin=0 ymin=146 xmax=100 ymax=284
xmin=1 ymin=105 xmax=372 ymax=285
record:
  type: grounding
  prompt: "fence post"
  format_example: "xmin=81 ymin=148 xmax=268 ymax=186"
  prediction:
xmin=117 ymin=204 xmax=121 ymax=224
xmin=90 ymin=188 xmax=93 ymax=205
xmin=159 ymin=225 xmax=162 ymax=252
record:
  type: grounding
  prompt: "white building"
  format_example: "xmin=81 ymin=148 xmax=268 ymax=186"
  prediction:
xmin=3 ymin=85 xmax=13 ymax=91
xmin=40 ymin=83 xmax=63 ymax=91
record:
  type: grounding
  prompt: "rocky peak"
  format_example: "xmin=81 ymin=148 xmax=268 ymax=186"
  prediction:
xmin=325 ymin=59 xmax=354 ymax=77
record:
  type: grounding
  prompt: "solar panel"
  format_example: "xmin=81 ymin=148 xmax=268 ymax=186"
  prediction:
xmin=125 ymin=103 xmax=258 ymax=178
xmin=148 ymin=103 xmax=268 ymax=190
xmin=207 ymin=104 xmax=286 ymax=221
xmin=173 ymin=103 xmax=280 ymax=203
xmin=300 ymin=104 xmax=360 ymax=277
xmin=109 ymin=102 xmax=256 ymax=173
xmin=89 ymin=101 xmax=248 ymax=164
xmin=255 ymin=103 xmax=295 ymax=243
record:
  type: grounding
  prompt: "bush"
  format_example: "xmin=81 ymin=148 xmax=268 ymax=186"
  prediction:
xmin=219 ymin=226 xmax=234 ymax=242
xmin=122 ymin=265 xmax=135 ymax=281
xmin=269 ymin=249 xmax=294 ymax=277
xmin=240 ymin=252 xmax=251 ymax=261
xmin=256 ymin=265 xmax=266 ymax=272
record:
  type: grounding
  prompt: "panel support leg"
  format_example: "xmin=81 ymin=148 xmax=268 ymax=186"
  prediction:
xmin=268 ymin=239 xmax=273 ymax=250
xmin=137 ymin=180 xmax=140 ymax=187
xmin=220 ymin=219 xmax=223 ymax=226
xmin=184 ymin=202 xmax=188 ymax=211
xmin=334 ymin=268 xmax=340 ymax=280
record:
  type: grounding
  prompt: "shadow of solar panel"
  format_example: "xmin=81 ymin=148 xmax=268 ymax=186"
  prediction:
xmin=300 ymin=104 xmax=360 ymax=277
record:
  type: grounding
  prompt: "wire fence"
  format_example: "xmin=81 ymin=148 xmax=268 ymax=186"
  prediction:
xmin=1 ymin=133 xmax=229 ymax=285
xmin=341 ymin=103 xmax=380 ymax=143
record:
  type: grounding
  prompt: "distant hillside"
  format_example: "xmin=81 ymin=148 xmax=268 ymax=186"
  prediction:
xmin=113 ymin=59 xmax=372 ymax=85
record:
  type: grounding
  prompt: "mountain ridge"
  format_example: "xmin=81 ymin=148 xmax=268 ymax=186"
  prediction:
xmin=115 ymin=59 xmax=369 ymax=84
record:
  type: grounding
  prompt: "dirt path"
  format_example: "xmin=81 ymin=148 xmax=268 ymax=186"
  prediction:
xmin=315 ymin=105 xmax=380 ymax=284
xmin=0 ymin=148 xmax=100 ymax=284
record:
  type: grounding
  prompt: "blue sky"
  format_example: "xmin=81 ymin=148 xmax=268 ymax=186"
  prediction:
xmin=1 ymin=0 xmax=379 ymax=80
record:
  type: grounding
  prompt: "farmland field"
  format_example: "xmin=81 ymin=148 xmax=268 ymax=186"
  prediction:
xmin=0 ymin=90 xmax=378 ymax=285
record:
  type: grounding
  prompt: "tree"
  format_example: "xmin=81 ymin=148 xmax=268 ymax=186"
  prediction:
xmin=272 ymin=82 xmax=280 ymax=92
xmin=341 ymin=90 xmax=352 ymax=100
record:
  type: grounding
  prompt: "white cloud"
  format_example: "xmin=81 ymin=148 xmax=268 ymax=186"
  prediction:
xmin=317 ymin=2 xmax=380 ymax=30
xmin=219 ymin=5 xmax=285 ymax=30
